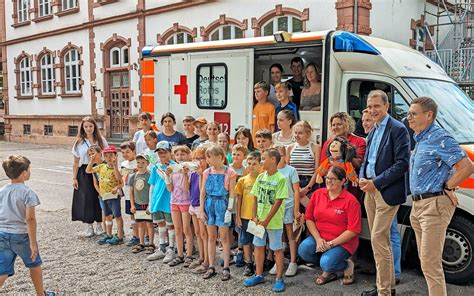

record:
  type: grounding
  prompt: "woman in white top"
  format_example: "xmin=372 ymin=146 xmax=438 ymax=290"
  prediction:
xmin=287 ymin=121 xmax=320 ymax=204
xmin=72 ymin=116 xmax=108 ymax=237
xmin=273 ymin=109 xmax=296 ymax=147
xmin=268 ymin=63 xmax=284 ymax=108
xmin=133 ymin=112 xmax=155 ymax=154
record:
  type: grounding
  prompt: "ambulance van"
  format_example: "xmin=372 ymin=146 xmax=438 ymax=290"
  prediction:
xmin=141 ymin=30 xmax=474 ymax=284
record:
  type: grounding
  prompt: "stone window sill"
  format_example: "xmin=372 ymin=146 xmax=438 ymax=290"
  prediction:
xmin=12 ymin=21 xmax=31 ymax=28
xmin=32 ymin=15 xmax=54 ymax=23
xmin=56 ymin=7 xmax=80 ymax=17
xmin=37 ymin=94 xmax=57 ymax=99
xmin=15 ymin=95 xmax=34 ymax=100
xmin=59 ymin=92 xmax=82 ymax=98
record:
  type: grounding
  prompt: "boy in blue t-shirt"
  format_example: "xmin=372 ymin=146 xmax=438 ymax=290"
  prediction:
xmin=146 ymin=141 xmax=176 ymax=263
xmin=0 ymin=155 xmax=54 ymax=295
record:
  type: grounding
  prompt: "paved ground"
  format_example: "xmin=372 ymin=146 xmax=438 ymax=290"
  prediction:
xmin=0 ymin=141 xmax=472 ymax=295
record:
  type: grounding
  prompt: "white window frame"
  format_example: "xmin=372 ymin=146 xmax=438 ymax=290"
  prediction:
xmin=17 ymin=0 xmax=30 ymax=23
xmin=261 ymin=16 xmax=303 ymax=36
xmin=209 ymin=25 xmax=243 ymax=41
xmin=110 ymin=47 xmax=121 ymax=68
xmin=64 ymin=49 xmax=80 ymax=93
xmin=62 ymin=0 xmax=77 ymax=11
xmin=40 ymin=54 xmax=55 ymax=95
xmin=38 ymin=0 xmax=51 ymax=17
xmin=121 ymin=47 xmax=129 ymax=66
xmin=19 ymin=57 xmax=32 ymax=96
xmin=166 ymin=32 xmax=193 ymax=45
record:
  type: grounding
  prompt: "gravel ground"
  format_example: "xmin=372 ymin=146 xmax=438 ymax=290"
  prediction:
xmin=0 ymin=141 xmax=472 ymax=295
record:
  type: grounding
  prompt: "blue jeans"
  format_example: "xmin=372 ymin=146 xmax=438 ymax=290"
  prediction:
xmin=0 ymin=232 xmax=42 ymax=276
xmin=391 ymin=216 xmax=401 ymax=279
xmin=298 ymin=235 xmax=350 ymax=273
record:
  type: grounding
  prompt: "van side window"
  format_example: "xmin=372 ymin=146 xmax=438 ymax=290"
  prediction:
xmin=348 ymin=80 xmax=409 ymax=137
xmin=196 ymin=63 xmax=228 ymax=109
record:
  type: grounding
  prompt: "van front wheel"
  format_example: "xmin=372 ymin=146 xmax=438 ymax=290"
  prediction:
xmin=443 ymin=214 xmax=473 ymax=285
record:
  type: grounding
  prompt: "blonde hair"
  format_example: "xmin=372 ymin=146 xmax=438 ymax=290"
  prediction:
xmin=272 ymin=144 xmax=286 ymax=157
xmin=206 ymin=121 xmax=221 ymax=132
xmin=293 ymin=120 xmax=313 ymax=135
xmin=192 ymin=146 xmax=207 ymax=159
xmin=205 ymin=145 xmax=226 ymax=159
xmin=173 ymin=145 xmax=191 ymax=155
xmin=232 ymin=143 xmax=248 ymax=155
xmin=330 ymin=112 xmax=356 ymax=134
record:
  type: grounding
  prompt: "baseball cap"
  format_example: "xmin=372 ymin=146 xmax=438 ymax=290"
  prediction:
xmin=155 ymin=141 xmax=172 ymax=152
xmin=193 ymin=117 xmax=208 ymax=125
xmin=136 ymin=153 xmax=149 ymax=161
xmin=103 ymin=145 xmax=117 ymax=153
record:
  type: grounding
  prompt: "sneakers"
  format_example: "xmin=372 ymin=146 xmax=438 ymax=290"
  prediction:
xmin=243 ymin=262 xmax=255 ymax=276
xmin=272 ymin=278 xmax=286 ymax=292
xmin=285 ymin=262 xmax=298 ymax=277
xmin=163 ymin=247 xmax=176 ymax=264
xmin=269 ymin=263 xmax=277 ymax=275
xmin=243 ymin=275 xmax=265 ymax=287
xmin=126 ymin=236 xmax=139 ymax=247
xmin=84 ymin=224 xmax=94 ymax=238
xmin=235 ymin=251 xmax=245 ymax=267
xmin=97 ymin=235 xmax=113 ymax=245
xmin=147 ymin=247 xmax=166 ymax=261
xmin=95 ymin=223 xmax=105 ymax=236
xmin=106 ymin=235 xmax=124 ymax=245
xmin=44 ymin=291 xmax=56 ymax=296
xmin=264 ymin=259 xmax=274 ymax=272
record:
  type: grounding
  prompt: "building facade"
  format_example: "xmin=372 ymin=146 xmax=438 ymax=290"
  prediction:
xmin=0 ymin=0 xmax=448 ymax=144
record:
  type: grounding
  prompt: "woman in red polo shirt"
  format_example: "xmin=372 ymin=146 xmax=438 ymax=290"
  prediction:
xmin=298 ymin=166 xmax=361 ymax=285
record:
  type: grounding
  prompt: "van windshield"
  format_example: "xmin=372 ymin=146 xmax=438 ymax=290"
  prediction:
xmin=404 ymin=78 xmax=474 ymax=144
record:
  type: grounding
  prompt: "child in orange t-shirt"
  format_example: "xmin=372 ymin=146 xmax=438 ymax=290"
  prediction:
xmin=252 ymin=81 xmax=275 ymax=143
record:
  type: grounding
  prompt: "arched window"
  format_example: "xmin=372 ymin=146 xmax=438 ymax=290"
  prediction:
xmin=166 ymin=32 xmax=194 ymax=45
xmin=110 ymin=47 xmax=121 ymax=67
xmin=64 ymin=49 xmax=80 ymax=93
xmin=17 ymin=0 xmax=30 ymax=22
xmin=121 ymin=47 xmax=129 ymax=66
xmin=40 ymin=54 xmax=55 ymax=95
xmin=262 ymin=16 xmax=303 ymax=36
xmin=19 ymin=57 xmax=32 ymax=96
xmin=210 ymin=25 xmax=244 ymax=41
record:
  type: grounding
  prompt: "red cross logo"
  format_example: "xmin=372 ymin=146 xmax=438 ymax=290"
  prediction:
xmin=174 ymin=75 xmax=188 ymax=104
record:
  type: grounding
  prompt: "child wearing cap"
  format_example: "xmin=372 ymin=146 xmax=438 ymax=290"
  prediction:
xmin=129 ymin=153 xmax=154 ymax=253
xmin=191 ymin=117 xmax=209 ymax=150
xmin=86 ymin=145 xmax=125 ymax=245
xmin=147 ymin=141 xmax=176 ymax=262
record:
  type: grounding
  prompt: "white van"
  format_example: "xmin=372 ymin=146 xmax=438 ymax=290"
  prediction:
xmin=141 ymin=30 xmax=474 ymax=284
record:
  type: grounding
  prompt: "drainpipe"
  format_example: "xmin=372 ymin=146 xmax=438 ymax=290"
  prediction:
xmin=354 ymin=0 xmax=358 ymax=34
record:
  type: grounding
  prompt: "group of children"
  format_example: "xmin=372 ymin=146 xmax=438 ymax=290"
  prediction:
xmin=80 ymin=109 xmax=310 ymax=292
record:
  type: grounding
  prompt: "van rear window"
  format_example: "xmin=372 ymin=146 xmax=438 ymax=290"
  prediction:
xmin=196 ymin=63 xmax=228 ymax=109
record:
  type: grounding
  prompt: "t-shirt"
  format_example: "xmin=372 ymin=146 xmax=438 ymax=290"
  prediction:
xmin=157 ymin=131 xmax=186 ymax=147
xmin=133 ymin=130 xmax=156 ymax=155
xmin=92 ymin=163 xmax=120 ymax=199
xmin=235 ymin=174 xmax=257 ymax=220
xmin=278 ymin=165 xmax=300 ymax=207
xmin=189 ymin=172 xmax=201 ymax=207
xmin=170 ymin=171 xmax=191 ymax=205
xmin=252 ymin=102 xmax=275 ymax=141
xmin=250 ymin=171 xmax=288 ymax=230
xmin=121 ymin=159 xmax=137 ymax=201
xmin=72 ymin=138 xmax=108 ymax=166
xmin=0 ymin=183 xmax=40 ymax=234
xmin=287 ymin=78 xmax=304 ymax=109
xmin=144 ymin=148 xmax=158 ymax=171
xmin=230 ymin=164 xmax=246 ymax=179
xmin=129 ymin=172 xmax=151 ymax=205
xmin=191 ymin=138 xmax=209 ymax=150
xmin=184 ymin=134 xmax=199 ymax=149
xmin=305 ymin=188 xmax=361 ymax=255
xmin=148 ymin=161 xmax=176 ymax=213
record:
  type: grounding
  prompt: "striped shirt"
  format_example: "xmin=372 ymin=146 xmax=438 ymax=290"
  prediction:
xmin=289 ymin=142 xmax=315 ymax=176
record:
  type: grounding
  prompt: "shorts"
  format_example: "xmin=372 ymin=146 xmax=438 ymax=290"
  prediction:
xmin=238 ymin=219 xmax=254 ymax=245
xmin=100 ymin=198 xmax=122 ymax=218
xmin=253 ymin=229 xmax=283 ymax=251
xmin=134 ymin=204 xmax=152 ymax=223
xmin=0 ymin=232 xmax=43 ymax=277
xmin=152 ymin=211 xmax=173 ymax=225
xmin=204 ymin=195 xmax=230 ymax=227
xmin=125 ymin=200 xmax=132 ymax=215
xmin=188 ymin=205 xmax=201 ymax=216
xmin=284 ymin=205 xmax=294 ymax=225
xmin=171 ymin=204 xmax=190 ymax=213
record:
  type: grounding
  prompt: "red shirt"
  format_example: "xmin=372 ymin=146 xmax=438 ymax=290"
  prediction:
xmin=320 ymin=133 xmax=367 ymax=163
xmin=305 ymin=188 xmax=361 ymax=255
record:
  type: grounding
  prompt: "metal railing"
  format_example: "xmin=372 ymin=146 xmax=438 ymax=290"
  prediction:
xmin=425 ymin=47 xmax=474 ymax=83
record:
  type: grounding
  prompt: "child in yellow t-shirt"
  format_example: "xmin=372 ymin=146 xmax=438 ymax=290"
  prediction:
xmin=235 ymin=151 xmax=262 ymax=276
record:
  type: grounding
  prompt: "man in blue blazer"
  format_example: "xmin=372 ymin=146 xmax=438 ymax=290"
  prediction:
xmin=359 ymin=90 xmax=410 ymax=296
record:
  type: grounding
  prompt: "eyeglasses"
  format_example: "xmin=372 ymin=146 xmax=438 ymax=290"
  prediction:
xmin=325 ymin=177 xmax=340 ymax=182
xmin=407 ymin=111 xmax=429 ymax=118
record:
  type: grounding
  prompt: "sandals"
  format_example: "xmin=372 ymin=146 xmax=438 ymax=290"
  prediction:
xmin=189 ymin=259 xmax=203 ymax=269
xmin=221 ymin=267 xmax=231 ymax=281
xmin=192 ymin=263 xmax=209 ymax=274
xmin=132 ymin=244 xmax=145 ymax=253
xmin=315 ymin=273 xmax=337 ymax=285
xmin=342 ymin=258 xmax=355 ymax=285
xmin=145 ymin=244 xmax=156 ymax=255
xmin=169 ymin=256 xmax=184 ymax=267
xmin=203 ymin=267 xmax=217 ymax=279
xmin=183 ymin=256 xmax=194 ymax=268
